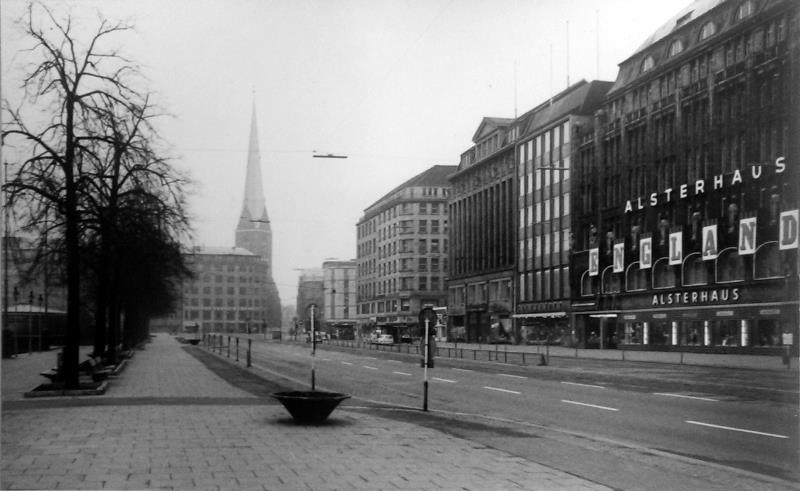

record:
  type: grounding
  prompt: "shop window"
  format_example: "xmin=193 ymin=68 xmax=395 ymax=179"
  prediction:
xmin=683 ymin=253 xmax=709 ymax=286
xmin=716 ymin=248 xmax=745 ymax=283
xmin=753 ymin=242 xmax=783 ymax=280
xmin=754 ymin=319 xmax=781 ymax=347
xmin=711 ymin=319 xmax=740 ymax=346
xmin=601 ymin=267 xmax=621 ymax=294
xmin=680 ymin=321 xmax=704 ymax=346
xmin=623 ymin=322 xmax=644 ymax=345
xmin=649 ymin=321 xmax=671 ymax=345
xmin=580 ymin=271 xmax=597 ymax=297
xmin=652 ymin=258 xmax=678 ymax=288
xmin=626 ymin=263 xmax=649 ymax=292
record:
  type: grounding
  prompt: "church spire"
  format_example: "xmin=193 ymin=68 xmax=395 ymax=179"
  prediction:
xmin=242 ymin=98 xmax=269 ymax=222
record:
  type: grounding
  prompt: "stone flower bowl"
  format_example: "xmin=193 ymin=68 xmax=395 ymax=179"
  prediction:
xmin=271 ymin=391 xmax=350 ymax=424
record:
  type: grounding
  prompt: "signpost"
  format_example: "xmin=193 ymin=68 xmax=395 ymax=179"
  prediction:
xmin=308 ymin=303 xmax=318 ymax=390
xmin=418 ymin=306 xmax=437 ymax=411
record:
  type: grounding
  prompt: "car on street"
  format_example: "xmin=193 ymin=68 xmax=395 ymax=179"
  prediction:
xmin=377 ymin=334 xmax=394 ymax=345
xmin=400 ymin=334 xmax=412 ymax=343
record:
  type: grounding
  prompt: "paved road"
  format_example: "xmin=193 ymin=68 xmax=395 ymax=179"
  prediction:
xmin=222 ymin=338 xmax=799 ymax=490
xmin=1 ymin=335 xmax=618 ymax=490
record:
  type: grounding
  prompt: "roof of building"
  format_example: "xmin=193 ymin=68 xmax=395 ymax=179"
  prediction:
xmin=186 ymin=246 xmax=255 ymax=257
xmin=517 ymin=79 xmax=613 ymax=137
xmin=609 ymin=0 xmax=727 ymax=95
xmin=471 ymin=117 xmax=515 ymax=143
xmin=629 ymin=0 xmax=722 ymax=59
xmin=362 ymin=164 xmax=458 ymax=214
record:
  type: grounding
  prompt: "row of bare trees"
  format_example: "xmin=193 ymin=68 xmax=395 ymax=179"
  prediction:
xmin=2 ymin=3 xmax=192 ymax=388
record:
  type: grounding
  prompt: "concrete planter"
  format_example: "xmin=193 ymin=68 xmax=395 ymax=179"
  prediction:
xmin=271 ymin=391 xmax=350 ymax=424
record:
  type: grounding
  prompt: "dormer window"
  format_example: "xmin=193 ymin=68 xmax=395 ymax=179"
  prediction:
xmin=668 ymin=39 xmax=684 ymax=57
xmin=641 ymin=55 xmax=655 ymax=73
xmin=699 ymin=21 xmax=717 ymax=40
xmin=735 ymin=0 xmax=754 ymax=21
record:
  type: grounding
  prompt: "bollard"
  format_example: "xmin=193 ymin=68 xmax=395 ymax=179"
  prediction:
xmin=227 ymin=336 xmax=231 ymax=358
xmin=504 ymin=350 xmax=507 ymax=363
xmin=247 ymin=339 xmax=252 ymax=367
xmin=236 ymin=337 xmax=239 ymax=362
xmin=523 ymin=352 xmax=526 ymax=365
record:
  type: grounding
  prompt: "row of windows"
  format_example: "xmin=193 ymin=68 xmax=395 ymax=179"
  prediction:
xmin=194 ymin=275 xmax=262 ymax=284
xmin=448 ymin=280 xmax=512 ymax=306
xmin=517 ymin=122 xmax=570 ymax=166
xmin=358 ymin=201 xmax=447 ymax=239
xmin=193 ymin=261 xmax=260 ymax=273
xmin=186 ymin=296 xmax=263 ymax=307
xmin=518 ymin=229 xmax=572 ymax=263
xmin=359 ymin=239 xmax=449 ymax=276
xmin=358 ymin=275 xmax=447 ymax=298
xmin=359 ymin=298 xmax=412 ymax=315
xmin=518 ymin=267 xmax=570 ymax=302
xmin=185 ymin=286 xmax=263 ymax=296
xmin=519 ymin=194 xmax=571 ymax=227
xmin=184 ymin=309 xmax=264 ymax=321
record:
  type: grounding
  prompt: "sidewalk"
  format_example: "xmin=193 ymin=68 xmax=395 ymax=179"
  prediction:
xmin=2 ymin=334 xmax=610 ymax=490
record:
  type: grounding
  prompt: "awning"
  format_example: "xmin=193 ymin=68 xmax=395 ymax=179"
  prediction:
xmin=511 ymin=311 xmax=567 ymax=318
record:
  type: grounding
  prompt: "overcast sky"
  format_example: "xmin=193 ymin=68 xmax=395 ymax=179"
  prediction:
xmin=2 ymin=0 xmax=689 ymax=306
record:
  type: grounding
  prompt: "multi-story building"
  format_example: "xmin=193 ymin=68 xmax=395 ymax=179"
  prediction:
xmin=448 ymin=119 xmax=516 ymax=343
xmin=322 ymin=260 xmax=357 ymax=339
xmin=513 ymin=80 xmax=611 ymax=345
xmin=356 ymin=165 xmax=456 ymax=341
xmin=571 ymin=0 xmax=799 ymax=353
xmin=295 ymin=267 xmax=324 ymax=337
xmin=179 ymin=246 xmax=271 ymax=334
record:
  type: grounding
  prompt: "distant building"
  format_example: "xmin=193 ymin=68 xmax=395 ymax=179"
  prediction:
xmin=448 ymin=119 xmax=516 ymax=343
xmin=322 ymin=260 xmax=357 ymax=339
xmin=235 ymin=101 xmax=282 ymax=331
xmin=1 ymin=236 xmax=67 ymax=353
xmin=295 ymin=268 xmax=323 ymax=336
xmin=172 ymin=246 xmax=271 ymax=334
xmin=356 ymin=165 xmax=456 ymax=341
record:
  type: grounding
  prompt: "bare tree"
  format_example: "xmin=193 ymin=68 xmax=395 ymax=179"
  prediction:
xmin=3 ymin=3 xmax=190 ymax=387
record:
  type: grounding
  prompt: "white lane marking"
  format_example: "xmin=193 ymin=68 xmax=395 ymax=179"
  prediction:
xmin=452 ymin=368 xmax=473 ymax=372
xmin=364 ymin=356 xmax=377 ymax=359
xmin=320 ymin=358 xmax=331 ymax=362
xmin=433 ymin=377 xmax=457 ymax=383
xmin=561 ymin=400 xmax=619 ymax=412
xmin=388 ymin=360 xmax=403 ymax=363
xmin=686 ymin=420 xmax=788 ymax=439
xmin=483 ymin=386 xmax=521 ymax=395
xmin=341 ymin=361 xmax=353 ymax=365
xmin=499 ymin=373 xmax=527 ymax=379
xmin=654 ymin=392 xmax=718 ymax=402
xmin=363 ymin=365 xmax=378 ymax=370
xmin=393 ymin=371 xmax=412 ymax=376
xmin=561 ymin=381 xmax=605 ymax=389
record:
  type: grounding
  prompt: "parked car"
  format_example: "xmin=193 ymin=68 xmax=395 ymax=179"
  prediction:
xmin=377 ymin=334 xmax=394 ymax=345
xmin=400 ymin=334 xmax=412 ymax=344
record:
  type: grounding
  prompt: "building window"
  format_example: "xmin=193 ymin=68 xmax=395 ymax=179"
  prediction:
xmin=641 ymin=55 xmax=655 ymax=73
xmin=735 ymin=0 xmax=754 ymax=21
xmin=699 ymin=21 xmax=716 ymax=40
xmin=668 ymin=39 xmax=684 ymax=57
xmin=419 ymin=277 xmax=427 ymax=291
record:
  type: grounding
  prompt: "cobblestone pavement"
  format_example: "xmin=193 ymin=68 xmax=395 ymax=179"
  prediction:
xmin=2 ymin=335 xmax=610 ymax=490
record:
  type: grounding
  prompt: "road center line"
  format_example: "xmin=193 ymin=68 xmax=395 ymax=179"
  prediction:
xmin=364 ymin=356 xmax=377 ymax=360
xmin=341 ymin=361 xmax=353 ymax=365
xmin=483 ymin=386 xmax=521 ymax=395
xmin=320 ymin=358 xmax=331 ymax=362
xmin=388 ymin=360 xmax=403 ymax=363
xmin=499 ymin=374 xmax=527 ymax=379
xmin=561 ymin=381 xmax=605 ymax=389
xmin=363 ymin=365 xmax=378 ymax=370
xmin=452 ymin=368 xmax=473 ymax=372
xmin=433 ymin=377 xmax=457 ymax=383
xmin=393 ymin=371 xmax=412 ymax=376
xmin=561 ymin=400 xmax=619 ymax=411
xmin=686 ymin=420 xmax=788 ymax=439
xmin=654 ymin=392 xmax=718 ymax=402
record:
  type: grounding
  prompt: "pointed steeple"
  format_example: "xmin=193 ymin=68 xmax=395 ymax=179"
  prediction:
xmin=242 ymin=98 xmax=269 ymax=222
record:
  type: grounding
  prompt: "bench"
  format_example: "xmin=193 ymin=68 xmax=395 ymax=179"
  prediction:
xmin=79 ymin=356 xmax=112 ymax=382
